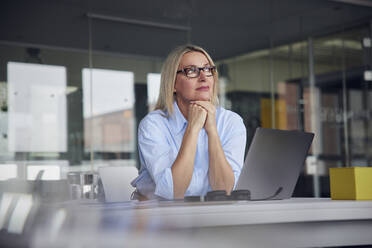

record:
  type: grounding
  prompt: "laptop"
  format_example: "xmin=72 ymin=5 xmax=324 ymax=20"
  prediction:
xmin=236 ymin=127 xmax=314 ymax=200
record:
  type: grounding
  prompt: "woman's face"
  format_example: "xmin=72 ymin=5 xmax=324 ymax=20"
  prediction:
xmin=174 ymin=51 xmax=214 ymax=104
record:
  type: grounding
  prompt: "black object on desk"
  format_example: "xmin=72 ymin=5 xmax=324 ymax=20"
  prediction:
xmin=184 ymin=196 xmax=203 ymax=202
xmin=205 ymin=190 xmax=230 ymax=201
xmin=230 ymin=190 xmax=250 ymax=200
xmin=183 ymin=188 xmax=283 ymax=202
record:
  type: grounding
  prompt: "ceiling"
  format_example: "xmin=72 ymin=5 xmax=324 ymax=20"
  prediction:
xmin=1 ymin=0 xmax=372 ymax=60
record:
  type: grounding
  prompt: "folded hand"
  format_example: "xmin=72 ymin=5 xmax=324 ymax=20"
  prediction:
xmin=187 ymin=103 xmax=207 ymax=132
xmin=191 ymin=101 xmax=217 ymax=134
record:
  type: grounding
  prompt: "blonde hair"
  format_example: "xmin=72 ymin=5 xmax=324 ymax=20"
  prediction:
xmin=155 ymin=44 xmax=219 ymax=115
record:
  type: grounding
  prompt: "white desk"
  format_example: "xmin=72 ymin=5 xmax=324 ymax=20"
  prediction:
xmin=100 ymin=198 xmax=372 ymax=247
xmin=32 ymin=198 xmax=372 ymax=248
xmin=130 ymin=198 xmax=372 ymax=226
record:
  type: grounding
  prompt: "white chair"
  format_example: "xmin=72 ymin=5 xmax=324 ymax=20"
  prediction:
xmin=98 ymin=166 xmax=138 ymax=202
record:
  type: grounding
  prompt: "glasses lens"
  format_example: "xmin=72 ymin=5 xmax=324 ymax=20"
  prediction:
xmin=185 ymin=67 xmax=199 ymax=78
xmin=183 ymin=66 xmax=215 ymax=78
xmin=203 ymin=66 xmax=213 ymax=76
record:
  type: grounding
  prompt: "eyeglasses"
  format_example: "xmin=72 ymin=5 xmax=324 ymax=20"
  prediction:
xmin=177 ymin=66 xmax=216 ymax=78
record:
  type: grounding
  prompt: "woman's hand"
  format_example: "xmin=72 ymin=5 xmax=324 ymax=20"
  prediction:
xmin=192 ymin=101 xmax=234 ymax=193
xmin=191 ymin=101 xmax=217 ymax=134
xmin=187 ymin=103 xmax=207 ymax=132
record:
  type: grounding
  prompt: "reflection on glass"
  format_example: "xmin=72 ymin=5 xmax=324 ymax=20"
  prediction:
xmin=7 ymin=194 xmax=33 ymax=234
xmin=7 ymin=62 xmax=67 ymax=152
xmin=0 ymin=193 xmax=13 ymax=229
xmin=49 ymin=208 xmax=67 ymax=240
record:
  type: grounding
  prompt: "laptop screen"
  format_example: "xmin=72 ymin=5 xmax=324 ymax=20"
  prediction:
xmin=236 ymin=128 xmax=314 ymax=200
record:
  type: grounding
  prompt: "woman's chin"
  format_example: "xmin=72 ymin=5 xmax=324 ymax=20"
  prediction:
xmin=193 ymin=94 xmax=211 ymax=101
xmin=193 ymin=97 xmax=210 ymax=102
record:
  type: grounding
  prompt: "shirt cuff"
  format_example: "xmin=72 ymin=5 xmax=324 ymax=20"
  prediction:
xmin=154 ymin=167 xmax=174 ymax=200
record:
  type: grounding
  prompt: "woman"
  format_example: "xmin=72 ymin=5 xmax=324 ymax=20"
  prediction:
xmin=131 ymin=45 xmax=246 ymax=200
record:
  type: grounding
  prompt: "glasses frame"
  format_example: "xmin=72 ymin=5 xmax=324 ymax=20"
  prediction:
xmin=176 ymin=66 xmax=216 ymax=78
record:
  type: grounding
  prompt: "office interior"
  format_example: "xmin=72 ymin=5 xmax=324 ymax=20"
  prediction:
xmin=1 ymin=0 xmax=372 ymax=247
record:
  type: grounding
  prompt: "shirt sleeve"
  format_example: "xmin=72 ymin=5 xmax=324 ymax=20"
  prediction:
xmin=138 ymin=117 xmax=175 ymax=199
xmin=220 ymin=113 xmax=247 ymax=189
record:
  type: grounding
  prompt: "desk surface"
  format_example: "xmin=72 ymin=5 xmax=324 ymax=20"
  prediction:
xmin=86 ymin=197 xmax=372 ymax=228
xmin=34 ymin=198 xmax=372 ymax=248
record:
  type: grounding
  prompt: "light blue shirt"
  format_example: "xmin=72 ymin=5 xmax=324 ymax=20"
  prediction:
xmin=131 ymin=101 xmax=247 ymax=200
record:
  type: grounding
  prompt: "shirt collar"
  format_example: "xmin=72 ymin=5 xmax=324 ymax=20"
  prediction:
xmin=170 ymin=101 xmax=187 ymax=135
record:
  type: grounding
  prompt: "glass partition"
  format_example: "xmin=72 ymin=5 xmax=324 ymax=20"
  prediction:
xmin=1 ymin=2 xmax=372 ymax=247
xmin=217 ymin=24 xmax=372 ymax=197
xmin=0 ymin=7 xmax=371 ymax=201
xmin=0 ymin=45 xmax=82 ymax=182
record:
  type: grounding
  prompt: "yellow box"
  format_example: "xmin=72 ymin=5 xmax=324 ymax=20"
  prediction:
xmin=329 ymin=167 xmax=372 ymax=200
